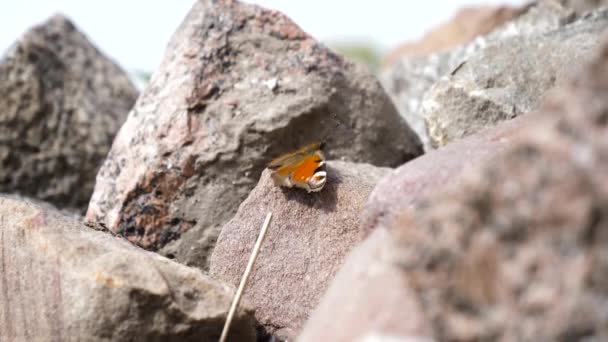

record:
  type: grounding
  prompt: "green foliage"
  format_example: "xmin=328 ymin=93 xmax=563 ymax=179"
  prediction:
xmin=329 ymin=41 xmax=381 ymax=72
xmin=133 ymin=69 xmax=152 ymax=83
xmin=130 ymin=69 xmax=152 ymax=90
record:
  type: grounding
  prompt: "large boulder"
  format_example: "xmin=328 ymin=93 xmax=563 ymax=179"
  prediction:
xmin=421 ymin=5 xmax=608 ymax=148
xmin=209 ymin=161 xmax=391 ymax=340
xmin=299 ymin=34 xmax=608 ymax=341
xmin=85 ymin=0 xmax=422 ymax=270
xmin=553 ymin=0 xmax=608 ymax=13
xmin=380 ymin=1 xmax=582 ymax=149
xmin=362 ymin=113 xmax=531 ymax=234
xmin=0 ymin=15 xmax=138 ymax=213
xmin=0 ymin=196 xmax=256 ymax=342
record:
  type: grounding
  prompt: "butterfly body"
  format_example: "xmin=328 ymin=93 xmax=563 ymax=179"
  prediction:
xmin=267 ymin=142 xmax=327 ymax=193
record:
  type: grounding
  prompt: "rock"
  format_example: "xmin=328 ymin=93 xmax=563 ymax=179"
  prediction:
xmin=209 ymin=161 xmax=391 ymax=340
xmin=300 ymin=33 xmax=608 ymax=341
xmin=380 ymin=1 xmax=576 ymax=150
xmin=0 ymin=193 xmax=83 ymax=221
xmin=297 ymin=228 xmax=433 ymax=342
xmin=85 ymin=0 xmax=422 ymax=270
xmin=421 ymin=5 xmax=608 ymax=148
xmin=392 ymin=93 xmax=608 ymax=340
xmin=362 ymin=113 xmax=531 ymax=235
xmin=0 ymin=15 xmax=138 ymax=213
xmin=382 ymin=4 xmax=527 ymax=67
xmin=0 ymin=196 xmax=256 ymax=342
xmin=553 ymin=0 xmax=608 ymax=13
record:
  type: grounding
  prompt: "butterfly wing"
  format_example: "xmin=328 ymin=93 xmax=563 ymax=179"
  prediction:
xmin=291 ymin=152 xmax=324 ymax=184
xmin=267 ymin=142 xmax=324 ymax=188
xmin=267 ymin=142 xmax=323 ymax=170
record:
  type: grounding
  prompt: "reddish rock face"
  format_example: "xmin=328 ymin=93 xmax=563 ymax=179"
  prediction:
xmin=299 ymin=35 xmax=608 ymax=341
xmin=298 ymin=228 xmax=434 ymax=342
xmin=362 ymin=114 xmax=531 ymax=235
xmin=85 ymin=0 xmax=422 ymax=269
xmin=209 ymin=161 xmax=391 ymax=340
xmin=0 ymin=15 xmax=138 ymax=213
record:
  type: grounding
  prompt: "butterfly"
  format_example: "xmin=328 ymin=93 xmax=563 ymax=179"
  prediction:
xmin=267 ymin=142 xmax=327 ymax=193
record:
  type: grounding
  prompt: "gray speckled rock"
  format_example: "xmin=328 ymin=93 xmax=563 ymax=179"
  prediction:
xmin=0 ymin=196 xmax=256 ymax=342
xmin=422 ymin=6 xmax=608 ymax=148
xmin=553 ymin=0 xmax=608 ymax=13
xmin=0 ymin=15 xmax=138 ymax=212
xmin=85 ymin=0 xmax=421 ymax=270
xmin=380 ymin=1 xmax=577 ymax=149
xmin=209 ymin=161 xmax=391 ymax=340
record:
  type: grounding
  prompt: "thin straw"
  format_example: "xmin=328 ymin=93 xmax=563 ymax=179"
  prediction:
xmin=218 ymin=212 xmax=273 ymax=342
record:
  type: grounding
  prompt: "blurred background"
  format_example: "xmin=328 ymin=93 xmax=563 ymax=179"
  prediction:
xmin=0 ymin=0 xmax=529 ymax=85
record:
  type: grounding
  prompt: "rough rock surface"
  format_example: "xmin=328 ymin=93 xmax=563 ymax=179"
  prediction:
xmin=209 ymin=161 xmax=391 ymax=340
xmin=0 ymin=196 xmax=256 ymax=342
xmin=300 ymin=33 xmax=608 ymax=341
xmin=85 ymin=0 xmax=422 ymax=269
xmin=298 ymin=228 xmax=433 ymax=342
xmin=0 ymin=15 xmax=138 ymax=212
xmin=421 ymin=6 xmax=608 ymax=148
xmin=554 ymin=0 xmax=608 ymax=13
xmin=380 ymin=1 xmax=576 ymax=149
xmin=362 ymin=114 xmax=530 ymax=235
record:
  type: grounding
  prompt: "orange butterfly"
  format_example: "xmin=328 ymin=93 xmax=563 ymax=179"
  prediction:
xmin=267 ymin=142 xmax=327 ymax=193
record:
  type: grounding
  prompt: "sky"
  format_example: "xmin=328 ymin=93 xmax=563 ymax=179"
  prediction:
xmin=0 ymin=0 xmax=528 ymax=73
